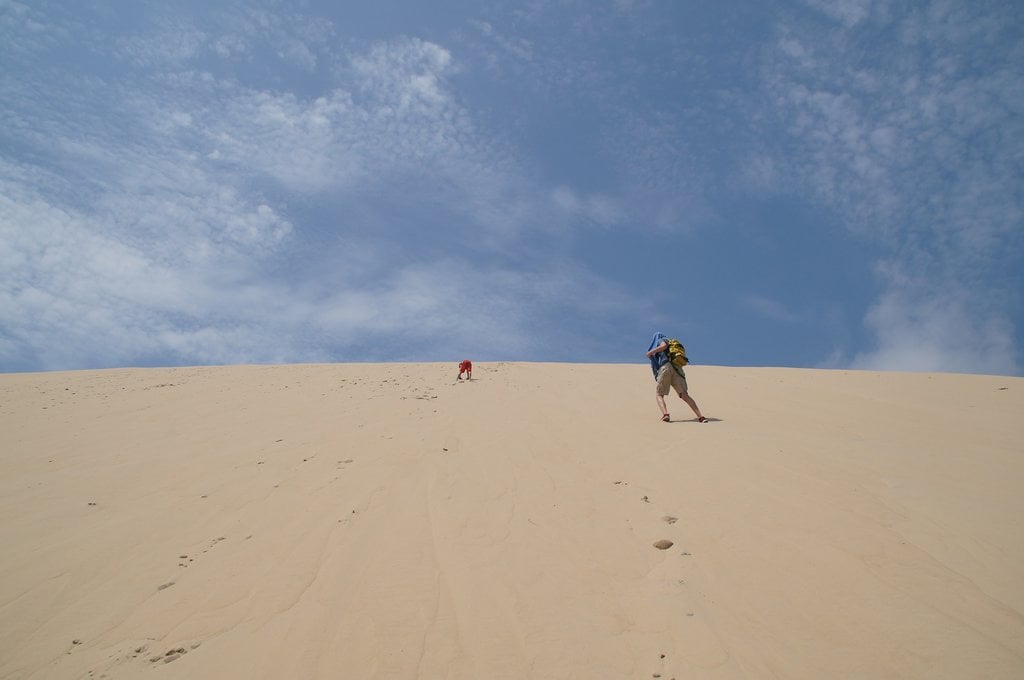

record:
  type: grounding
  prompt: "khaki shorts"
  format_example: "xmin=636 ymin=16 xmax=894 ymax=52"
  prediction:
xmin=656 ymin=363 xmax=688 ymax=397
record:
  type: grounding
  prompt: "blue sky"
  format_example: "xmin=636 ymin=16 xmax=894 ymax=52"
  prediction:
xmin=2 ymin=0 xmax=1022 ymax=375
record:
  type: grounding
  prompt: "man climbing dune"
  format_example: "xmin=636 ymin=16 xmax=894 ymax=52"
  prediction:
xmin=646 ymin=332 xmax=707 ymax=423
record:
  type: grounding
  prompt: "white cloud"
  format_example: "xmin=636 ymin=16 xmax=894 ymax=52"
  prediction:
xmin=116 ymin=21 xmax=208 ymax=67
xmin=742 ymin=295 xmax=799 ymax=323
xmin=739 ymin=155 xmax=779 ymax=194
xmin=212 ymin=33 xmax=248 ymax=59
xmin=351 ymin=38 xmax=454 ymax=111
xmin=759 ymin=3 xmax=1023 ymax=374
xmin=0 ymin=8 xmax=652 ymax=372
xmin=467 ymin=18 xmax=533 ymax=64
xmin=0 ymin=0 xmax=67 ymax=55
xmin=276 ymin=36 xmax=318 ymax=71
xmin=853 ymin=282 xmax=1018 ymax=375
xmin=179 ymin=36 xmax=486 ymax=198
xmin=800 ymin=0 xmax=874 ymax=28
xmin=0 ymin=157 xmax=302 ymax=368
xmin=551 ymin=186 xmax=621 ymax=227
xmin=203 ymin=87 xmax=360 ymax=193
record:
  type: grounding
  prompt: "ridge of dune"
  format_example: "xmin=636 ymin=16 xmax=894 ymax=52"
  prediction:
xmin=1 ymin=363 xmax=1022 ymax=679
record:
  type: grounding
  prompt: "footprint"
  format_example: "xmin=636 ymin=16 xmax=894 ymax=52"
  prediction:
xmin=661 ymin=516 xmax=677 ymax=524
xmin=653 ymin=540 xmax=674 ymax=550
xmin=150 ymin=647 xmax=187 ymax=664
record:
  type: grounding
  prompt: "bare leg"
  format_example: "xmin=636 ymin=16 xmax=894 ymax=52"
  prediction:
xmin=656 ymin=394 xmax=669 ymax=418
xmin=678 ymin=390 xmax=703 ymax=419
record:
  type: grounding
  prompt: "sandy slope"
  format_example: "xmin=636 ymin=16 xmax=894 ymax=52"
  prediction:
xmin=0 ymin=363 xmax=1021 ymax=679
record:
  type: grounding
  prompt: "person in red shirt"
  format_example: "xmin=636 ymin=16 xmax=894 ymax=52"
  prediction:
xmin=457 ymin=359 xmax=473 ymax=381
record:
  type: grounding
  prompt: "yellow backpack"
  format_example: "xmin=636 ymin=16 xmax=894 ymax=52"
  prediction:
xmin=666 ymin=338 xmax=689 ymax=368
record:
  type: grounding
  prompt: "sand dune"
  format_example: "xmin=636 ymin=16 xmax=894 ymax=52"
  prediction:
xmin=1 ymin=362 xmax=1022 ymax=679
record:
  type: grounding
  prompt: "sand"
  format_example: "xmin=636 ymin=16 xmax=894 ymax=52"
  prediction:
xmin=0 ymin=362 xmax=1022 ymax=679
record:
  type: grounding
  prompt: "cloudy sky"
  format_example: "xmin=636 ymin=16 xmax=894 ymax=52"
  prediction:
xmin=2 ymin=0 xmax=1021 ymax=375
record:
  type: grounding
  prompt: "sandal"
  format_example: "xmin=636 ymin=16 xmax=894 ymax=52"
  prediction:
xmin=661 ymin=414 xmax=671 ymax=422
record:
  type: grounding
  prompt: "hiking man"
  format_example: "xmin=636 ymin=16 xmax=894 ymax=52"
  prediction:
xmin=646 ymin=332 xmax=707 ymax=423
xmin=456 ymin=359 xmax=473 ymax=381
